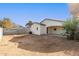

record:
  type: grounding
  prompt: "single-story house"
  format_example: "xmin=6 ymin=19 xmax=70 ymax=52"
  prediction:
xmin=41 ymin=18 xmax=65 ymax=35
xmin=26 ymin=18 xmax=65 ymax=35
xmin=30 ymin=22 xmax=46 ymax=35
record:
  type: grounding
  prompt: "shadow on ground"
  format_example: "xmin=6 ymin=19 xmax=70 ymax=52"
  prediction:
xmin=9 ymin=35 xmax=79 ymax=55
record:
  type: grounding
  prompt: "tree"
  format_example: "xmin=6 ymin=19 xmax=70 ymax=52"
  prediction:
xmin=25 ymin=20 xmax=33 ymax=27
xmin=63 ymin=18 xmax=79 ymax=40
xmin=27 ymin=20 xmax=33 ymax=26
xmin=2 ymin=18 xmax=13 ymax=28
xmin=68 ymin=3 xmax=79 ymax=18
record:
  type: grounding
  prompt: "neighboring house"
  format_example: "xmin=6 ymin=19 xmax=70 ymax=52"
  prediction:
xmin=26 ymin=18 xmax=65 ymax=35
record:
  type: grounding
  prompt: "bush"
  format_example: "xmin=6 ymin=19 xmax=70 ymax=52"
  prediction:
xmin=63 ymin=18 xmax=79 ymax=40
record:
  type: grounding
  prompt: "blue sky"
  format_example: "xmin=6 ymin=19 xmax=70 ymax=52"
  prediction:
xmin=0 ymin=3 xmax=70 ymax=26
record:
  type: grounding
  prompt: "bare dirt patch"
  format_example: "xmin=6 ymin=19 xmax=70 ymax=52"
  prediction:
xmin=0 ymin=34 xmax=79 ymax=56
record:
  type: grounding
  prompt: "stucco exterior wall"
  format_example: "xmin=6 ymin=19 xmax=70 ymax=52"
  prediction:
xmin=31 ymin=23 xmax=46 ymax=35
xmin=48 ymin=28 xmax=65 ymax=35
xmin=31 ymin=24 xmax=41 ymax=35
xmin=40 ymin=25 xmax=47 ymax=35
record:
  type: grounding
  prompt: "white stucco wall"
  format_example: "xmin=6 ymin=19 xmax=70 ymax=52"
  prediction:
xmin=48 ymin=28 xmax=65 ymax=35
xmin=41 ymin=20 xmax=63 ymax=27
xmin=31 ymin=23 xmax=46 ymax=35
xmin=31 ymin=24 xmax=41 ymax=35
xmin=0 ymin=28 xmax=3 ymax=41
xmin=40 ymin=25 xmax=47 ymax=35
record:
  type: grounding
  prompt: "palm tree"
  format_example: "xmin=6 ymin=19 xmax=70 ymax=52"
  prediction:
xmin=63 ymin=18 xmax=79 ymax=40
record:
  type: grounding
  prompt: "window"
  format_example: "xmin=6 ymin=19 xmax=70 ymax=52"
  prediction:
xmin=37 ymin=27 xmax=38 ymax=30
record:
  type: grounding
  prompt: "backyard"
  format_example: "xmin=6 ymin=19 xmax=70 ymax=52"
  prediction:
xmin=0 ymin=34 xmax=79 ymax=56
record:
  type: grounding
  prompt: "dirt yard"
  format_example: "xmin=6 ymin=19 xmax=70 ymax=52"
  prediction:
xmin=0 ymin=34 xmax=79 ymax=56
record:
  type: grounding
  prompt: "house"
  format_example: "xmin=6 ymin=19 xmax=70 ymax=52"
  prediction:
xmin=30 ymin=22 xmax=46 ymax=35
xmin=41 ymin=18 xmax=65 ymax=35
xmin=26 ymin=18 xmax=65 ymax=35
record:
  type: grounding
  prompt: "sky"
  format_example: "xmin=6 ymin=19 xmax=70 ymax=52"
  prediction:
xmin=0 ymin=3 xmax=70 ymax=26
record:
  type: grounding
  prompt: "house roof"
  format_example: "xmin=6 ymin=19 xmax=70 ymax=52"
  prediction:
xmin=26 ymin=18 xmax=64 ymax=26
xmin=33 ymin=22 xmax=46 ymax=26
xmin=40 ymin=18 xmax=64 ymax=23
